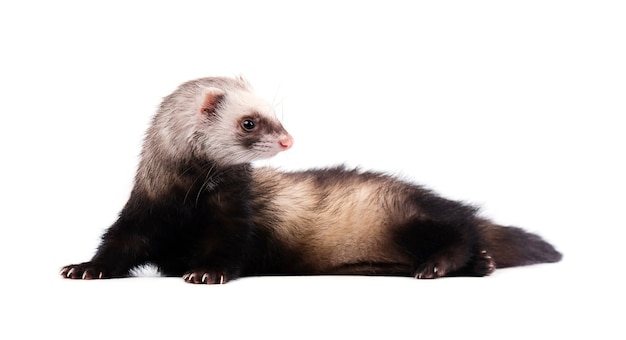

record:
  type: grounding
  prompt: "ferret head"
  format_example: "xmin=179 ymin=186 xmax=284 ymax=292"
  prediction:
xmin=153 ymin=76 xmax=293 ymax=166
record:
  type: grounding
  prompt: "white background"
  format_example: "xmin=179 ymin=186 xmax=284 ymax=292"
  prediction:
xmin=1 ymin=1 xmax=624 ymax=339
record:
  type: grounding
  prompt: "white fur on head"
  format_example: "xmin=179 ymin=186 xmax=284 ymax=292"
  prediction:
xmin=149 ymin=77 xmax=292 ymax=167
xmin=196 ymin=86 xmax=291 ymax=165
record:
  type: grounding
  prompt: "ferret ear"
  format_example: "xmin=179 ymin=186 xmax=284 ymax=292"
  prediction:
xmin=200 ymin=87 xmax=226 ymax=115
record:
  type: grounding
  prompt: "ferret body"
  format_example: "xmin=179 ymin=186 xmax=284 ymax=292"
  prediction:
xmin=61 ymin=76 xmax=562 ymax=283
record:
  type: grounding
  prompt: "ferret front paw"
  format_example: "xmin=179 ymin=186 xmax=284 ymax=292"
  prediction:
xmin=414 ymin=262 xmax=449 ymax=279
xmin=182 ymin=269 xmax=239 ymax=284
xmin=60 ymin=262 xmax=108 ymax=280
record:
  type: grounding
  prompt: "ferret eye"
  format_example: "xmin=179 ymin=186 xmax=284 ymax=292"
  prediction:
xmin=241 ymin=119 xmax=256 ymax=131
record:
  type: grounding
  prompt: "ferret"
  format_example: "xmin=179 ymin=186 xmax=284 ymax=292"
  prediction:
xmin=61 ymin=76 xmax=562 ymax=284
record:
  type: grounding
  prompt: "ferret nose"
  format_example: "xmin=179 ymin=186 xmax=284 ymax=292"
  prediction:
xmin=279 ymin=134 xmax=294 ymax=150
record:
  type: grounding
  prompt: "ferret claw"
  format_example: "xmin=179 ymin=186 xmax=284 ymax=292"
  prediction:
xmin=183 ymin=270 xmax=233 ymax=284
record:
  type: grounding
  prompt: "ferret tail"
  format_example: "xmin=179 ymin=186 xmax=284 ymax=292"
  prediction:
xmin=481 ymin=223 xmax=563 ymax=268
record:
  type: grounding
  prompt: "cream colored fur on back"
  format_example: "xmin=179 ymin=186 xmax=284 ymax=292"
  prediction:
xmin=252 ymin=167 xmax=418 ymax=272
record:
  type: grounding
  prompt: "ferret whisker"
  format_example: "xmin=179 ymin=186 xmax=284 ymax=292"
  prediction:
xmin=271 ymin=83 xmax=281 ymax=109
xmin=195 ymin=181 xmax=207 ymax=206
xmin=183 ymin=169 xmax=205 ymax=205
xmin=196 ymin=163 xmax=220 ymax=205
xmin=183 ymin=161 xmax=217 ymax=205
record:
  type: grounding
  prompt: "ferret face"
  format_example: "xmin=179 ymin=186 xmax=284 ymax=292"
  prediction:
xmin=193 ymin=87 xmax=293 ymax=166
